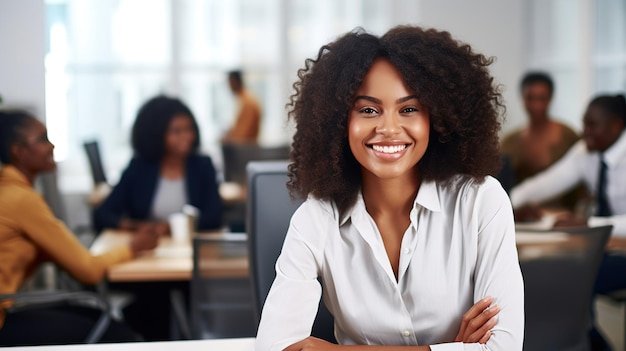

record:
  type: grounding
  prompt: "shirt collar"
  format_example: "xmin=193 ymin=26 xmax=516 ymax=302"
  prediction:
xmin=604 ymin=130 xmax=626 ymax=167
xmin=414 ymin=180 xmax=442 ymax=213
xmin=0 ymin=165 xmax=31 ymax=187
xmin=339 ymin=179 xmax=442 ymax=226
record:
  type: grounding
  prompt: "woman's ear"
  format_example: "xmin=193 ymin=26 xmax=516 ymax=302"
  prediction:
xmin=9 ymin=142 xmax=24 ymax=165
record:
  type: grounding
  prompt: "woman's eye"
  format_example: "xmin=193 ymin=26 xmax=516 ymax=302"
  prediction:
xmin=402 ymin=107 xmax=418 ymax=113
xmin=360 ymin=107 xmax=377 ymax=114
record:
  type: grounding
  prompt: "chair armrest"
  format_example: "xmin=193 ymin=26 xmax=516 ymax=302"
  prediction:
xmin=1 ymin=290 xmax=109 ymax=311
xmin=0 ymin=290 xmax=111 ymax=343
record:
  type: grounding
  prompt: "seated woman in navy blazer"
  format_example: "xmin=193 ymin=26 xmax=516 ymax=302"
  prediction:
xmin=94 ymin=95 xmax=222 ymax=234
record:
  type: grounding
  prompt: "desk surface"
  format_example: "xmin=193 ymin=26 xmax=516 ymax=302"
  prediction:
xmin=516 ymin=222 xmax=626 ymax=252
xmin=4 ymin=337 xmax=255 ymax=351
xmin=90 ymin=231 xmax=249 ymax=282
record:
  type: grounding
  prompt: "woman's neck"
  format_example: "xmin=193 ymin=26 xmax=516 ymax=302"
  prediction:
xmin=528 ymin=115 xmax=551 ymax=132
xmin=12 ymin=164 xmax=36 ymax=186
xmin=361 ymin=169 xmax=420 ymax=217
xmin=160 ymin=154 xmax=186 ymax=179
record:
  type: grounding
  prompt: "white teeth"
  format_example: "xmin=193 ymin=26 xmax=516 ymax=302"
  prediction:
xmin=372 ymin=144 xmax=407 ymax=154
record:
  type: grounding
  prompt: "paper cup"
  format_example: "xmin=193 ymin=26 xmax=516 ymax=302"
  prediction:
xmin=169 ymin=212 xmax=189 ymax=242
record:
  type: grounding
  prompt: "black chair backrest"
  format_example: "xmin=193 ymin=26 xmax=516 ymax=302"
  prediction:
xmin=520 ymin=225 xmax=612 ymax=351
xmin=222 ymin=143 xmax=290 ymax=184
xmin=83 ymin=140 xmax=107 ymax=185
xmin=38 ymin=171 xmax=67 ymax=222
xmin=190 ymin=235 xmax=255 ymax=339
xmin=246 ymin=160 xmax=336 ymax=342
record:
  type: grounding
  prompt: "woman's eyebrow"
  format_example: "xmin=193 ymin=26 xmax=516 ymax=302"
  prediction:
xmin=353 ymin=95 xmax=418 ymax=104
xmin=354 ymin=95 xmax=381 ymax=104
xmin=397 ymin=95 xmax=418 ymax=104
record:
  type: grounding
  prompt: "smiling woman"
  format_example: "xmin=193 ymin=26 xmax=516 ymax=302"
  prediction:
xmin=255 ymin=25 xmax=523 ymax=351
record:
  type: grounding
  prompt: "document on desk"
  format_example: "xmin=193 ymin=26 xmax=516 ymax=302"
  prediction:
xmin=515 ymin=213 xmax=559 ymax=231
xmin=515 ymin=231 xmax=570 ymax=245
xmin=154 ymin=244 xmax=192 ymax=257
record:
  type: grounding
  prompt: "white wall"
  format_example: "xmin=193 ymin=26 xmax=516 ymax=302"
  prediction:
xmin=0 ymin=0 xmax=46 ymax=120
xmin=414 ymin=0 xmax=526 ymax=134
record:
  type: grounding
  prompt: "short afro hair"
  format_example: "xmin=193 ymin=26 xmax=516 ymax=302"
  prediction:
xmin=0 ymin=110 xmax=35 ymax=165
xmin=520 ymin=71 xmax=554 ymax=96
xmin=287 ymin=25 xmax=504 ymax=214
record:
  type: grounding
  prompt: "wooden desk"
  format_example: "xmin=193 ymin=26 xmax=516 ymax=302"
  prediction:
xmin=516 ymin=230 xmax=584 ymax=261
xmin=4 ymin=337 xmax=255 ymax=351
xmin=90 ymin=230 xmax=249 ymax=282
xmin=516 ymin=224 xmax=626 ymax=253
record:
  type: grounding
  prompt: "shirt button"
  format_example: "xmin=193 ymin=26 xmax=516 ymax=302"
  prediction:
xmin=402 ymin=330 xmax=411 ymax=337
xmin=404 ymin=248 xmax=411 ymax=254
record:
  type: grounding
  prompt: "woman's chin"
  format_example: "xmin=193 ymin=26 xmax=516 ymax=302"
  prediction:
xmin=45 ymin=162 xmax=57 ymax=172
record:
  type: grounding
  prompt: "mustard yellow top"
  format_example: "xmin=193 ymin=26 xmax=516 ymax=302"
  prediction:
xmin=0 ymin=165 xmax=132 ymax=327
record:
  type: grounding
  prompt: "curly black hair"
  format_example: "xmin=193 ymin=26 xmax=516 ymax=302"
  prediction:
xmin=287 ymin=25 xmax=504 ymax=214
xmin=131 ymin=95 xmax=201 ymax=162
xmin=0 ymin=110 xmax=35 ymax=164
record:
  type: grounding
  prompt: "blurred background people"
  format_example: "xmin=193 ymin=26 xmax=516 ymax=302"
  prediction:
xmin=500 ymin=71 xmax=583 ymax=210
xmin=510 ymin=93 xmax=626 ymax=230
xmin=93 ymin=95 xmax=223 ymax=340
xmin=0 ymin=110 xmax=157 ymax=346
xmin=510 ymin=94 xmax=626 ymax=351
xmin=221 ymin=70 xmax=262 ymax=144
xmin=94 ymin=95 xmax=223 ymax=234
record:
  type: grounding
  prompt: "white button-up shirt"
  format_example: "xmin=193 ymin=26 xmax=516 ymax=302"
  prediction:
xmin=256 ymin=176 xmax=524 ymax=351
xmin=511 ymin=131 xmax=626 ymax=236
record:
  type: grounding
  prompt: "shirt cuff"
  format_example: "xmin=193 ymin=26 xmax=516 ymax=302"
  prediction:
xmin=588 ymin=216 xmax=612 ymax=229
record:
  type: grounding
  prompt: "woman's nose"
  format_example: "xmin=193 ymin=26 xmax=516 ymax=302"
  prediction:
xmin=375 ymin=113 xmax=401 ymax=135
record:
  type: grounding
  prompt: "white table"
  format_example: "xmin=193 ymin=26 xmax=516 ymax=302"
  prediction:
xmin=2 ymin=337 xmax=255 ymax=351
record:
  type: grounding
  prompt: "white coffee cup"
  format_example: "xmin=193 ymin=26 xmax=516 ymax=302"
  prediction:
xmin=169 ymin=212 xmax=189 ymax=242
xmin=182 ymin=204 xmax=199 ymax=233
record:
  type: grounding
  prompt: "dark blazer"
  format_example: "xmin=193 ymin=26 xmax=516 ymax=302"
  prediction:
xmin=93 ymin=154 xmax=222 ymax=232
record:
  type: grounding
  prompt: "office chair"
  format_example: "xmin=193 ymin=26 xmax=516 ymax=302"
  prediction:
xmin=0 ymin=290 xmax=112 ymax=344
xmin=519 ymin=225 xmax=613 ymax=351
xmin=190 ymin=234 xmax=256 ymax=339
xmin=38 ymin=171 xmax=68 ymax=223
xmin=83 ymin=140 xmax=108 ymax=186
xmin=246 ymin=160 xmax=336 ymax=343
xmin=221 ymin=142 xmax=290 ymax=232
xmin=221 ymin=143 xmax=290 ymax=185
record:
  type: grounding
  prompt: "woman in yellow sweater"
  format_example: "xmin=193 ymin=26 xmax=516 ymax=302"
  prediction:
xmin=0 ymin=110 xmax=158 ymax=346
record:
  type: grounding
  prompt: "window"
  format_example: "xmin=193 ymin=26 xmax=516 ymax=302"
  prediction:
xmin=45 ymin=0 xmax=404 ymax=192
xmin=525 ymin=0 xmax=626 ymax=132
xmin=594 ymin=0 xmax=626 ymax=93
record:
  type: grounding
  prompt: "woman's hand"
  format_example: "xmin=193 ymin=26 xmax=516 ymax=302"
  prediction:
xmin=151 ymin=220 xmax=170 ymax=236
xmin=553 ymin=213 xmax=588 ymax=229
xmin=454 ymin=296 xmax=500 ymax=344
xmin=129 ymin=224 xmax=159 ymax=255
xmin=283 ymin=336 xmax=337 ymax=351
xmin=513 ymin=205 xmax=543 ymax=223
